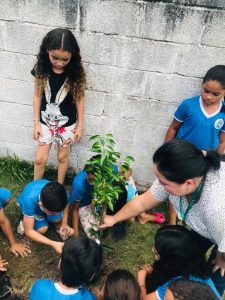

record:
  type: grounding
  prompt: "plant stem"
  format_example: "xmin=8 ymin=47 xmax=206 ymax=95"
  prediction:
xmin=100 ymin=203 xmax=107 ymax=226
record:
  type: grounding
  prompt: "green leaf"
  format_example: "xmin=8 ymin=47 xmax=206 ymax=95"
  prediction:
xmin=107 ymin=201 xmax=114 ymax=211
xmin=89 ymin=135 xmax=100 ymax=141
xmin=125 ymin=156 xmax=135 ymax=163
xmin=120 ymin=165 xmax=129 ymax=172
xmin=105 ymin=133 xmax=113 ymax=137
xmin=105 ymin=139 xmax=115 ymax=146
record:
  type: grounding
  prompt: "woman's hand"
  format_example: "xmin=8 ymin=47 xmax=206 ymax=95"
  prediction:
xmin=99 ymin=215 xmax=116 ymax=229
xmin=212 ymin=251 xmax=225 ymax=277
xmin=10 ymin=242 xmax=31 ymax=258
xmin=72 ymin=127 xmax=83 ymax=142
xmin=33 ymin=123 xmax=43 ymax=141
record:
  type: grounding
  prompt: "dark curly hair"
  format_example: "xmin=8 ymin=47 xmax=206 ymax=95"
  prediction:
xmin=146 ymin=225 xmax=210 ymax=293
xmin=33 ymin=28 xmax=86 ymax=102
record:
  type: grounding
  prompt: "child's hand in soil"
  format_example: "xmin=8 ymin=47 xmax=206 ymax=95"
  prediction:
xmin=52 ymin=241 xmax=64 ymax=254
xmin=59 ymin=225 xmax=74 ymax=241
xmin=10 ymin=242 xmax=31 ymax=258
xmin=0 ymin=256 xmax=8 ymax=271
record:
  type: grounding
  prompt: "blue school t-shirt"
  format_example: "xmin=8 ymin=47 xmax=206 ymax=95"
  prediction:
xmin=17 ymin=180 xmax=71 ymax=217
xmin=71 ymin=165 xmax=137 ymax=208
xmin=29 ymin=279 xmax=96 ymax=300
xmin=156 ymin=275 xmax=221 ymax=300
xmin=174 ymin=96 xmax=225 ymax=150
xmin=71 ymin=171 xmax=93 ymax=208
xmin=0 ymin=188 xmax=11 ymax=209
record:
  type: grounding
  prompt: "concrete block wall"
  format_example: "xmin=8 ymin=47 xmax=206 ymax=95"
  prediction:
xmin=0 ymin=0 xmax=225 ymax=187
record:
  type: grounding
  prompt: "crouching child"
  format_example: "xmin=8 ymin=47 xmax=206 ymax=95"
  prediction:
xmin=17 ymin=180 xmax=74 ymax=254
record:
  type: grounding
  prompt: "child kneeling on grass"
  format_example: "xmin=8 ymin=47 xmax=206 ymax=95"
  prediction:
xmin=17 ymin=180 xmax=74 ymax=254
xmin=97 ymin=269 xmax=141 ymax=300
xmin=30 ymin=236 xmax=102 ymax=300
xmin=137 ymin=225 xmax=221 ymax=300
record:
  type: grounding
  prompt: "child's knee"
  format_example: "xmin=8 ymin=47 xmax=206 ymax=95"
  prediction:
xmin=35 ymin=154 xmax=48 ymax=166
xmin=37 ymin=226 xmax=48 ymax=234
xmin=58 ymin=153 xmax=68 ymax=164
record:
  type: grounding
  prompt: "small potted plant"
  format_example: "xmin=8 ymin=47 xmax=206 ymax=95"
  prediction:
xmin=85 ymin=134 xmax=134 ymax=241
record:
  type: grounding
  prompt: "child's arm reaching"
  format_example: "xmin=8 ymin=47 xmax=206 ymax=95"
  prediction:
xmin=164 ymin=119 xmax=182 ymax=142
xmin=0 ymin=209 xmax=30 ymax=257
xmin=137 ymin=268 xmax=158 ymax=300
xmin=217 ymin=131 xmax=225 ymax=154
xmin=59 ymin=204 xmax=74 ymax=240
xmin=72 ymin=202 xmax=80 ymax=237
xmin=23 ymin=216 xmax=64 ymax=254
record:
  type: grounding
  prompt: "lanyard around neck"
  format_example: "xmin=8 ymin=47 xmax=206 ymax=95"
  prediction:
xmin=179 ymin=175 xmax=206 ymax=224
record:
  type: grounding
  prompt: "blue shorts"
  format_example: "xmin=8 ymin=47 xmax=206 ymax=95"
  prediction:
xmin=126 ymin=183 xmax=138 ymax=202
xmin=0 ymin=188 xmax=11 ymax=208
xmin=34 ymin=212 xmax=63 ymax=230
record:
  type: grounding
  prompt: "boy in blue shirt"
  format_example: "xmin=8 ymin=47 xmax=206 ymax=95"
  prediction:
xmin=17 ymin=180 xmax=74 ymax=253
xmin=0 ymin=188 xmax=30 ymax=265
xmin=30 ymin=236 xmax=102 ymax=300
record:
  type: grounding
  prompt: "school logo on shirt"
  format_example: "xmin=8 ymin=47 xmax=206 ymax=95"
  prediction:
xmin=214 ymin=119 xmax=224 ymax=129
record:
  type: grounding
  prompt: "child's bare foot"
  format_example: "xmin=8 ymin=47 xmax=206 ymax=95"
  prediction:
xmin=138 ymin=212 xmax=155 ymax=224
xmin=17 ymin=220 xmax=25 ymax=239
xmin=138 ymin=212 xmax=165 ymax=224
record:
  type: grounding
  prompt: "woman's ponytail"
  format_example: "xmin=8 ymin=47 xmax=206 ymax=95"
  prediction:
xmin=204 ymin=150 xmax=221 ymax=171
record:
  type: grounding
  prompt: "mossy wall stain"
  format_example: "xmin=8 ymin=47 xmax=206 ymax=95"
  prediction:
xmin=163 ymin=2 xmax=187 ymax=31
xmin=140 ymin=0 xmax=224 ymax=9
xmin=59 ymin=0 xmax=78 ymax=26
xmin=141 ymin=0 xmax=224 ymax=34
